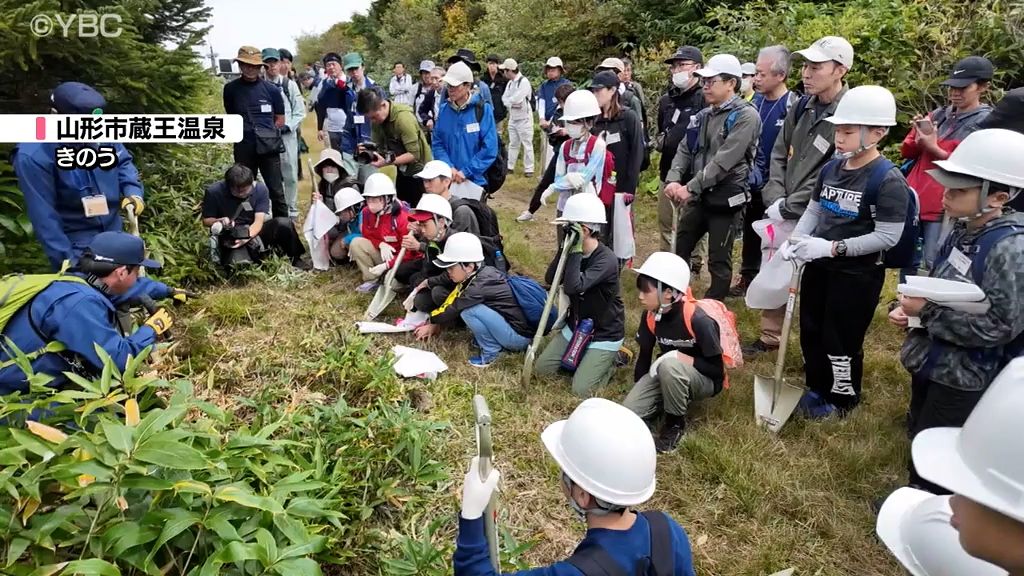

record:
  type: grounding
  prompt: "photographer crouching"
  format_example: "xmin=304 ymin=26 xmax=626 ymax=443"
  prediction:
xmin=356 ymin=87 xmax=433 ymax=207
xmin=202 ymin=164 xmax=309 ymax=270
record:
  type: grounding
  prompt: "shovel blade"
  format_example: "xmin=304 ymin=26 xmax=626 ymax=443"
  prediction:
xmin=364 ymin=284 xmax=395 ymax=320
xmin=754 ymin=375 xmax=804 ymax=433
xmin=521 ymin=345 xmax=537 ymax=386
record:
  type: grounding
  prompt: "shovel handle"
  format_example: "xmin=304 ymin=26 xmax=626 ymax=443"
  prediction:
xmin=307 ymin=158 xmax=318 ymax=198
xmin=670 ymin=201 xmax=679 ymax=254
xmin=473 ymin=394 xmax=499 ymax=571
xmin=522 ymin=234 xmax=574 ymax=386
xmin=771 ymin=262 xmax=803 ymax=395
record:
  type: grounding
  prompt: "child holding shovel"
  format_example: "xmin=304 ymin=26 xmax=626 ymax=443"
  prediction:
xmin=347 ymin=173 xmax=423 ymax=292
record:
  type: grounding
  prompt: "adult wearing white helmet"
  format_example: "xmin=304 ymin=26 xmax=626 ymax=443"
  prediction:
xmin=623 ymin=252 xmax=725 ymax=452
xmin=534 ymin=193 xmax=627 ymax=396
xmin=454 ymin=398 xmax=698 ymax=575
xmin=412 ymin=232 xmax=532 ymax=367
xmin=889 ymin=128 xmax=1024 ymax=494
xmin=348 ymin=173 xmax=423 ymax=291
xmin=325 ymin=187 xmax=364 ymax=264
xmin=905 ymin=357 xmax=1024 ymax=574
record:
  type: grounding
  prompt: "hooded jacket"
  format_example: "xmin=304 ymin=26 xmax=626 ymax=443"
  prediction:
xmin=428 ymin=265 xmax=532 ymax=337
xmin=546 ymin=243 xmax=625 ymax=343
xmin=340 ymin=75 xmax=378 ymax=154
xmin=592 ymin=107 xmax=645 ymax=194
xmin=431 ymin=92 xmax=499 ymax=188
xmin=656 ymin=82 xmax=705 ymax=181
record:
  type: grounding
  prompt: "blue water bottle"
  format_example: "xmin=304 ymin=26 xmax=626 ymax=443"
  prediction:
xmin=494 ymin=250 xmax=508 ymax=274
xmin=561 ymin=318 xmax=594 ymax=372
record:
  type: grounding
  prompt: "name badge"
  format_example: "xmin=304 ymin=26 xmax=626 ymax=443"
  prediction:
xmin=354 ymin=115 xmax=365 ymax=125
xmin=776 ymin=119 xmax=785 ymax=127
xmin=671 ymin=109 xmax=681 ymax=124
xmin=383 ymin=235 xmax=398 ymax=243
xmin=727 ymin=192 xmax=746 ymax=207
xmin=82 ymin=195 xmax=109 ymax=218
xmin=812 ymin=134 xmax=831 ymax=154
xmin=606 ymin=132 xmax=621 ymax=145
xmin=260 ymin=104 xmax=272 ymax=113
xmin=948 ymin=247 xmax=973 ymax=277
xmin=466 ymin=122 xmax=480 ymax=134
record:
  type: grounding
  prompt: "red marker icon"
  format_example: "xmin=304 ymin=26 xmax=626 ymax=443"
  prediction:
xmin=35 ymin=117 xmax=46 ymax=141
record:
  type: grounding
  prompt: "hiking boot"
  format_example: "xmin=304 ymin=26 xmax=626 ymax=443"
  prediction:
xmin=742 ymin=339 xmax=778 ymax=358
xmin=516 ymin=210 xmax=535 ymax=223
xmin=797 ymin=390 xmax=838 ymax=420
xmin=469 ymin=353 xmax=499 ymax=368
xmin=729 ymin=277 xmax=749 ymax=298
xmin=655 ymin=415 xmax=686 ymax=453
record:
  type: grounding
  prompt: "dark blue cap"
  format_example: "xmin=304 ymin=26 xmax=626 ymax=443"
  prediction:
xmin=322 ymin=52 xmax=342 ymax=65
xmin=51 ymin=82 xmax=105 ymax=114
xmin=590 ymin=70 xmax=620 ymax=90
xmin=86 ymin=231 xmax=161 ymax=269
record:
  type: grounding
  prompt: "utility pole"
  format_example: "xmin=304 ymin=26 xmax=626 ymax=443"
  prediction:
xmin=206 ymin=45 xmax=217 ymax=73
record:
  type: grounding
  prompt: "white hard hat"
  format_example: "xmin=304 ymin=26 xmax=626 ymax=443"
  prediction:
xmin=561 ymin=90 xmax=601 ymax=121
xmin=433 ymin=231 xmax=485 ymax=268
xmin=362 ymin=172 xmax=397 ymax=197
xmin=415 ymin=160 xmax=453 ymax=180
xmin=498 ymin=58 xmax=518 ymax=71
xmin=913 ymin=357 xmax=1024 ymax=524
xmin=597 ymin=57 xmax=625 ymax=72
xmin=695 ymin=54 xmax=743 ymax=79
xmin=826 ymin=85 xmax=897 ymax=127
xmin=545 ymin=56 xmax=564 ymax=69
xmin=442 ymin=61 xmax=474 ymax=86
xmin=740 ymin=62 xmax=757 ymax=76
xmin=554 ymin=192 xmax=607 ymax=225
xmin=876 ymin=488 xmax=1005 ymax=576
xmin=797 ymin=36 xmax=854 ymax=68
xmin=412 ymin=193 xmax=453 ymax=221
xmin=632 ymin=252 xmax=691 ymax=293
xmin=542 ymin=398 xmax=656 ymax=506
xmin=928 ymin=128 xmax=1024 ymax=191
xmin=332 ymin=187 xmax=363 ymax=213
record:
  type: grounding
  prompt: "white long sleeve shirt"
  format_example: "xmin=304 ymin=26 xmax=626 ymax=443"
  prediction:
xmin=389 ymin=74 xmax=416 ymax=107
xmin=501 ymin=73 xmax=534 ymax=123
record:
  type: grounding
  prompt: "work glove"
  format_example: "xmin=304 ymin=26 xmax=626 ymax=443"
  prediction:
xmin=369 ymin=262 xmax=389 ymax=277
xmin=121 ymin=196 xmax=145 ymax=215
xmin=648 ymin=350 xmax=678 ymax=378
xmin=144 ymin=308 xmax=173 ymax=336
xmin=778 ymin=240 xmax=799 ymax=262
xmin=568 ymin=223 xmax=584 ymax=255
xmin=540 ymin=185 xmax=557 ymax=207
xmin=171 ymin=288 xmax=198 ymax=304
xmin=460 ymin=456 xmax=500 ymax=520
xmin=379 ymin=243 xmax=397 ymax=263
xmin=765 ymin=198 xmax=784 ymax=221
xmin=622 ymin=193 xmax=635 ymax=206
xmin=791 ymin=236 xmax=834 ymax=261
xmin=564 ymin=172 xmax=587 ymax=192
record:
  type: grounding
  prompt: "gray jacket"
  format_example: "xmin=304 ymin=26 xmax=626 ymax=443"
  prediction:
xmin=665 ymin=95 xmax=761 ymax=210
xmin=762 ymin=85 xmax=850 ymax=219
xmin=901 ymin=211 xmax=1024 ymax=391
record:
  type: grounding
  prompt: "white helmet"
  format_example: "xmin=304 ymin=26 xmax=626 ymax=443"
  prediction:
xmin=362 ymin=173 xmax=397 ymax=198
xmin=561 ymin=90 xmax=601 ymax=122
xmin=826 ymin=85 xmax=897 ymax=126
xmin=632 ymin=252 xmax=691 ymax=293
xmin=332 ymin=187 xmax=364 ymax=213
xmin=433 ymin=232 xmax=484 ymax=268
xmin=542 ymin=398 xmax=656 ymax=506
xmin=913 ymin=357 xmax=1024 ymax=524
xmin=876 ymin=488 xmax=1005 ymax=576
xmin=412 ymin=193 xmax=453 ymax=221
xmin=554 ymin=192 xmax=606 ymax=225
xmin=929 ymin=128 xmax=1024 ymax=191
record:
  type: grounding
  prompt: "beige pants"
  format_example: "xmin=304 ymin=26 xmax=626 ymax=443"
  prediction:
xmin=759 ymin=305 xmax=785 ymax=347
xmin=657 ymin=183 xmax=707 ymax=269
xmin=349 ymin=237 xmax=383 ymax=281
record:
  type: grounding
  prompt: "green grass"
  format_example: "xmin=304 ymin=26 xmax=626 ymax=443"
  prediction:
xmin=163 ymin=114 xmax=912 ymax=575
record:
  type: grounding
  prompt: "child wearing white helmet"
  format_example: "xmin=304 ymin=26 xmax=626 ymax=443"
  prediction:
xmin=781 ymin=85 xmax=913 ymax=418
xmin=538 ymin=90 xmax=608 ymax=213
xmin=326 ymin=187 xmax=364 ymax=264
xmin=889 ymin=128 xmax=1024 ymax=493
xmin=400 ymin=193 xmax=457 ymax=327
xmin=348 ymin=173 xmax=423 ymax=292
xmin=412 ymin=232 xmax=532 ymax=367
xmin=623 ymin=252 xmax=725 ymax=453
xmin=534 ymin=193 xmax=626 ymax=396
xmin=454 ymin=398 xmax=697 ymax=575
xmin=415 ymin=159 xmax=482 ymax=234
xmin=903 ymin=357 xmax=1024 ymax=574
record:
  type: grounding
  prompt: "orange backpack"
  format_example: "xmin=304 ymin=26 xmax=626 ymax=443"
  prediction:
xmin=645 ymin=288 xmax=743 ymax=389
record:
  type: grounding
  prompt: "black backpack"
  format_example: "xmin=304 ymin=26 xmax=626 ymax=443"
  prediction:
xmin=451 ymin=198 xmax=511 ymax=273
xmin=566 ymin=511 xmax=674 ymax=576
xmin=474 ymin=99 xmax=508 ymax=195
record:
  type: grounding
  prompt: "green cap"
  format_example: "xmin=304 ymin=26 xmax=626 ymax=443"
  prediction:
xmin=342 ymin=52 xmax=363 ymax=70
xmin=261 ymin=48 xmax=280 ymax=62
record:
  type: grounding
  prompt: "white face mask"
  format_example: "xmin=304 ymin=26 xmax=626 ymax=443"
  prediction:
xmin=672 ymin=71 xmax=691 ymax=88
xmin=741 ymin=78 xmax=753 ymax=93
xmin=323 ymin=171 xmax=340 ymax=183
xmin=566 ymin=123 xmax=587 ymax=139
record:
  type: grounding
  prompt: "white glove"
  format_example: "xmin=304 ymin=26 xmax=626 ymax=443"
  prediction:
xmin=460 ymin=456 xmax=500 ymax=520
xmin=649 ymin=350 xmax=677 ymax=379
xmin=369 ymin=262 xmax=389 ymax=277
xmin=378 ymin=243 xmax=396 ymax=263
xmin=403 ymin=289 xmax=419 ymax=311
xmin=564 ymin=172 xmax=586 ymax=191
xmin=791 ymin=236 xmax=835 ymax=261
xmin=778 ymin=240 xmax=798 ymax=262
xmin=765 ymin=198 xmax=784 ymax=221
xmin=540 ymin=185 xmax=557 ymax=206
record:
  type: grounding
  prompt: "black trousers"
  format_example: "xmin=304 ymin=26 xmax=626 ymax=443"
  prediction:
xmin=393 ymin=258 xmax=424 ymax=286
xmin=413 ymin=283 xmax=454 ymax=313
xmin=259 ymin=217 xmax=305 ymax=261
xmin=799 ymin=262 xmax=885 ymax=411
xmin=740 ymin=192 xmax=765 ymax=283
xmin=906 ymin=376 xmax=985 ymax=493
xmin=395 ymin=170 xmax=425 ymax=208
xmin=234 ymin=140 xmax=288 ymax=219
xmin=675 ymin=202 xmax=739 ymax=300
xmin=528 ymin=153 xmax=559 ymax=214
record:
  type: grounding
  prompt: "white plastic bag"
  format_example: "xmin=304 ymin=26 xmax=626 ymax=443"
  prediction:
xmin=745 ymin=218 xmax=798 ymax=309
xmin=302 ymin=200 xmax=339 ymax=271
xmin=612 ymin=193 xmax=635 ymax=260
xmin=752 ymin=218 xmax=797 ymax=253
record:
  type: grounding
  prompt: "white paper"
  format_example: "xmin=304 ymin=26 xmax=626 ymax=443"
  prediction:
xmin=392 ymin=345 xmax=448 ymax=378
xmin=612 ymin=193 xmax=635 ymax=260
xmin=302 ymin=200 xmax=339 ymax=271
xmin=450 ymin=180 xmax=485 ymax=201
xmin=356 ymin=321 xmax=415 ymax=334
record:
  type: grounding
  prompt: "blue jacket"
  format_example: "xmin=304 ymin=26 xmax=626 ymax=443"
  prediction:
xmin=0 ymin=276 xmax=157 ymax=395
xmin=314 ymin=78 xmax=349 ymax=134
xmin=538 ymin=78 xmax=571 ymax=121
xmin=453 ymin=514 xmax=697 ymax=576
xmin=440 ymin=81 xmax=494 ymax=108
xmin=431 ymin=93 xmax=499 ymax=188
xmin=341 ymin=76 xmax=378 ymax=154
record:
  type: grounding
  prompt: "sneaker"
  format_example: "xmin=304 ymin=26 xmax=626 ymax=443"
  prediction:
xmin=742 ymin=339 xmax=778 ymax=358
xmin=356 ymin=281 xmax=379 ymax=293
xmin=469 ymin=353 xmax=499 ymax=368
xmin=516 ymin=210 xmax=535 ymax=223
xmin=797 ymin=390 xmax=838 ymax=420
xmin=655 ymin=418 xmax=686 ymax=453
xmin=525 ymin=172 xmax=534 ymax=177
xmin=728 ymin=277 xmax=749 ymax=298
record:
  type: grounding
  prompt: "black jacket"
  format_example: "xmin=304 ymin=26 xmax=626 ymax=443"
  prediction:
xmin=656 ymin=84 xmax=704 ymax=181
xmin=592 ymin=108 xmax=645 ymax=194
xmin=547 ymin=107 xmax=569 ymax=149
xmin=546 ymin=243 xmax=625 ymax=342
xmin=484 ymin=71 xmax=509 ymax=123
xmin=429 ymin=265 xmax=531 ymax=336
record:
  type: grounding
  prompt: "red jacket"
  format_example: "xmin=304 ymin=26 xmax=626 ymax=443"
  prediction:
xmin=359 ymin=205 xmax=423 ymax=266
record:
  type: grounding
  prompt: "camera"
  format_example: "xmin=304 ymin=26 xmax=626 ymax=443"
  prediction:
xmin=355 ymin=141 xmax=379 ymax=164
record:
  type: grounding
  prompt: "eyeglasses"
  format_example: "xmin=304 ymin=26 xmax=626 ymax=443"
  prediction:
xmin=669 ymin=61 xmax=698 ymax=71
xmin=700 ymin=78 xmax=724 ymax=87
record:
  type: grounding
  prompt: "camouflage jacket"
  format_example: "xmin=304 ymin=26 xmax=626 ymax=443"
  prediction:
xmin=901 ymin=210 xmax=1024 ymax=391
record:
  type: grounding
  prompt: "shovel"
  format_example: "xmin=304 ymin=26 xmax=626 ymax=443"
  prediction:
xmin=521 ymin=234 xmax=573 ymax=386
xmin=364 ymin=246 xmax=406 ymax=320
xmin=123 ymin=204 xmax=145 ymax=278
xmin=473 ymin=394 xmax=499 ymax=571
xmin=754 ymin=260 xmax=805 ymax=433
xmin=669 ymin=200 xmax=679 ymax=254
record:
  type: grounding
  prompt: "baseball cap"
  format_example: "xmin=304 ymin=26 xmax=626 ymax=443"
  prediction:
xmin=415 ymin=160 xmax=453 ymax=180
xmin=979 ymin=87 xmax=1024 ymax=133
xmin=322 ymin=52 xmax=342 ymax=65
xmin=695 ymin=54 xmax=743 ymax=79
xmin=741 ymin=62 xmax=756 ymax=76
xmin=261 ymin=48 xmax=280 ymax=62
xmin=596 ymin=57 xmax=625 ymax=73
xmin=51 ymin=82 xmax=105 ymax=114
xmin=409 ymin=210 xmax=436 ymax=222
xmin=342 ymin=52 xmax=364 ymax=70
xmin=796 ymin=36 xmax=854 ymax=68
xmin=419 ymin=60 xmax=436 ymax=73
xmin=278 ymin=48 xmax=294 ymax=62
xmin=590 ymin=70 xmax=620 ymax=90
xmin=941 ymin=56 xmax=995 ymax=88
xmin=545 ymin=57 xmax=565 ymax=69
xmin=86 ymin=231 xmax=161 ymax=269
xmin=499 ymin=58 xmax=518 ymax=71
xmin=442 ymin=61 xmax=474 ymax=86
xmin=664 ymin=46 xmax=704 ymax=65
xmin=486 ymin=54 xmax=501 ymax=64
